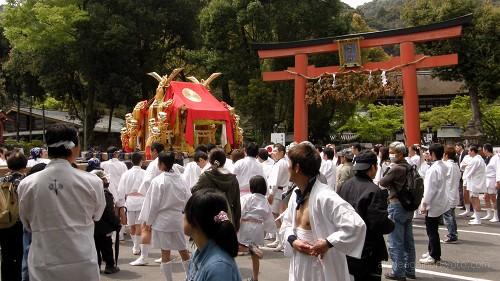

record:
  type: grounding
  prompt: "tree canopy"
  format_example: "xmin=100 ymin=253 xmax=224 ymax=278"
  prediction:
xmin=0 ymin=0 xmax=498 ymax=147
xmin=402 ymin=0 xmax=500 ymax=135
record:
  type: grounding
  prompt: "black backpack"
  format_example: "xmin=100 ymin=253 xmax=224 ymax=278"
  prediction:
xmin=397 ymin=163 xmax=424 ymax=211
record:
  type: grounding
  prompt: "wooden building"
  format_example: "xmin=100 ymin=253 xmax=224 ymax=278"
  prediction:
xmin=2 ymin=107 xmax=124 ymax=147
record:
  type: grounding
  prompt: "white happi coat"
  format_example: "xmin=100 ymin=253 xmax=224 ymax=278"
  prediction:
xmin=422 ymin=160 xmax=450 ymax=217
xmin=319 ymin=159 xmax=336 ymax=190
xmin=101 ymin=158 xmax=128 ymax=206
xmin=141 ymin=170 xmax=191 ymax=231
xmin=444 ymin=159 xmax=461 ymax=208
xmin=18 ymin=159 xmax=106 ymax=281
xmin=406 ymin=154 xmax=421 ymax=169
xmin=486 ymin=154 xmax=499 ymax=190
xmin=260 ymin=157 xmax=275 ymax=180
xmin=238 ymin=193 xmax=276 ymax=246
xmin=117 ymin=165 xmax=146 ymax=212
xmin=281 ymin=179 xmax=366 ymax=281
xmin=267 ymin=157 xmax=290 ymax=198
xmin=233 ymin=156 xmax=265 ymax=195
xmin=27 ymin=158 xmax=50 ymax=168
xmin=137 ymin=158 xmax=162 ymax=222
xmin=463 ymin=154 xmax=486 ymax=193
xmin=138 ymin=158 xmax=161 ymax=195
xmin=182 ymin=161 xmax=201 ymax=189
xmin=224 ymin=158 xmax=235 ymax=173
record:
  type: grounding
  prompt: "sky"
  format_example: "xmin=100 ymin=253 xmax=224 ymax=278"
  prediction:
xmin=0 ymin=0 xmax=373 ymax=8
xmin=341 ymin=0 xmax=372 ymax=8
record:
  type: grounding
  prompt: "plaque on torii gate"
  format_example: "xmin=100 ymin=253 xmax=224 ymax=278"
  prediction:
xmin=252 ymin=15 xmax=472 ymax=145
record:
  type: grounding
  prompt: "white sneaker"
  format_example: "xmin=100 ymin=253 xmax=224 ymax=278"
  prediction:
xmin=421 ymin=252 xmax=430 ymax=258
xmin=481 ymin=210 xmax=493 ymax=220
xmin=490 ymin=217 xmax=499 ymax=223
xmin=458 ymin=210 xmax=471 ymax=217
xmin=468 ymin=219 xmax=481 ymax=225
xmin=155 ymin=256 xmax=180 ymax=264
xmin=266 ymin=240 xmax=279 ymax=248
xmin=129 ymin=256 xmax=148 ymax=266
xmin=264 ymin=233 xmax=275 ymax=240
xmin=419 ymin=256 xmax=439 ymax=265
xmin=273 ymin=244 xmax=284 ymax=252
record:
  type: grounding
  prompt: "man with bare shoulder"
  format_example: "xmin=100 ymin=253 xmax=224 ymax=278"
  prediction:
xmin=280 ymin=142 xmax=366 ymax=281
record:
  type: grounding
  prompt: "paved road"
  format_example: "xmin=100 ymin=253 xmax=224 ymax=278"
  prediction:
xmin=101 ymin=212 xmax=500 ymax=281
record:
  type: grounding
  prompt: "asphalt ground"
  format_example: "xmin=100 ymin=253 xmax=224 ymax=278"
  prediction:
xmin=100 ymin=210 xmax=500 ymax=281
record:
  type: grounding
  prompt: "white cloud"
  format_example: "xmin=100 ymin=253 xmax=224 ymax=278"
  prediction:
xmin=341 ymin=0 xmax=372 ymax=8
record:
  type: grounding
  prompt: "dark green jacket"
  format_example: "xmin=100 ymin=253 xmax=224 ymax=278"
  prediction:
xmin=192 ymin=168 xmax=241 ymax=230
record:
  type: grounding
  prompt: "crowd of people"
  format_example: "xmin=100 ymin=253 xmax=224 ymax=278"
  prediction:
xmin=1 ymin=123 xmax=499 ymax=281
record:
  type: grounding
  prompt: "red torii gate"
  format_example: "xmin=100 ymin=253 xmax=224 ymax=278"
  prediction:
xmin=252 ymin=15 xmax=471 ymax=145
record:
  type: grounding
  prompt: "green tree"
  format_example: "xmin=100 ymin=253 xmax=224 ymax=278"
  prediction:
xmin=338 ymin=104 xmax=403 ymax=143
xmin=192 ymin=0 xmax=353 ymax=143
xmin=357 ymin=0 xmax=405 ymax=30
xmin=420 ymin=95 xmax=500 ymax=144
xmin=2 ymin=0 xmax=200 ymax=148
xmin=402 ymin=0 xmax=500 ymax=137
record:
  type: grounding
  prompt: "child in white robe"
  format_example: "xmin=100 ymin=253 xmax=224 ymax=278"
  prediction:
xmin=238 ymin=175 xmax=277 ymax=281
xmin=141 ymin=151 xmax=191 ymax=280
xmin=117 ymin=152 xmax=146 ymax=255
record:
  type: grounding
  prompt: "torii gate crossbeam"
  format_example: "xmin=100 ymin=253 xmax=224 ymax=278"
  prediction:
xmin=252 ymin=15 xmax=472 ymax=145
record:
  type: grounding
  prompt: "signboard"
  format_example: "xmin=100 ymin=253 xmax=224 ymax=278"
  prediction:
xmin=338 ymin=38 xmax=362 ymax=68
xmin=424 ymin=133 xmax=433 ymax=143
xmin=271 ymin=133 xmax=286 ymax=146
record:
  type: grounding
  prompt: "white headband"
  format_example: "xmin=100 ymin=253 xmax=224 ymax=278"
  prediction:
xmin=47 ymin=141 xmax=76 ymax=149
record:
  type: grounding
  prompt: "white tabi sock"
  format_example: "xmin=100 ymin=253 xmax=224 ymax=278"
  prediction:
xmin=134 ymin=235 xmax=140 ymax=247
xmin=160 ymin=262 xmax=174 ymax=281
xmin=140 ymin=244 xmax=150 ymax=259
xmin=182 ymin=259 xmax=190 ymax=275
xmin=473 ymin=211 xmax=481 ymax=221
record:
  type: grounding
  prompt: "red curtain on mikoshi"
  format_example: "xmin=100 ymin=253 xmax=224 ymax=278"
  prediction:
xmin=164 ymin=81 xmax=234 ymax=146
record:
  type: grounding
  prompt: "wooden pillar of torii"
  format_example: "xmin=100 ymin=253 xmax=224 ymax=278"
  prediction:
xmin=252 ymin=15 xmax=471 ymax=145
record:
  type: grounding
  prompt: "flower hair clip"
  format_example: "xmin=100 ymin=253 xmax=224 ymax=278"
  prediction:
xmin=214 ymin=211 xmax=229 ymax=223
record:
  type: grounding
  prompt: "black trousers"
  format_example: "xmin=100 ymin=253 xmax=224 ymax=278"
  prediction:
xmin=94 ymin=234 xmax=114 ymax=268
xmin=497 ymin=189 xmax=500 ymax=214
xmin=347 ymin=255 xmax=382 ymax=281
xmin=0 ymin=220 xmax=23 ymax=281
xmin=425 ymin=216 xmax=441 ymax=260
xmin=458 ymin=178 xmax=464 ymax=206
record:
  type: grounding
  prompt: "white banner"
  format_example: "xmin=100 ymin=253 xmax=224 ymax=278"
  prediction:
xmin=271 ymin=133 xmax=286 ymax=146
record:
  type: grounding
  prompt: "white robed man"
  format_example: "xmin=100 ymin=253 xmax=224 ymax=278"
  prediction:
xmin=483 ymin=144 xmax=499 ymax=222
xmin=257 ymin=147 xmax=274 ymax=180
xmin=141 ymin=151 xmax=191 ymax=280
xmin=17 ymin=123 xmax=106 ymax=281
xmin=130 ymin=142 xmax=165 ymax=266
xmin=233 ymin=142 xmax=265 ymax=196
xmin=181 ymin=145 xmax=208 ymax=189
xmin=101 ymin=146 xmax=128 ymax=239
xmin=319 ymin=146 xmax=337 ymax=190
xmin=419 ymin=143 xmax=450 ymax=264
xmin=117 ymin=151 xmax=146 ymax=255
xmin=266 ymin=143 xmax=290 ymax=251
xmin=464 ymin=144 xmax=487 ymax=225
xmin=280 ymin=142 xmax=366 ymax=281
